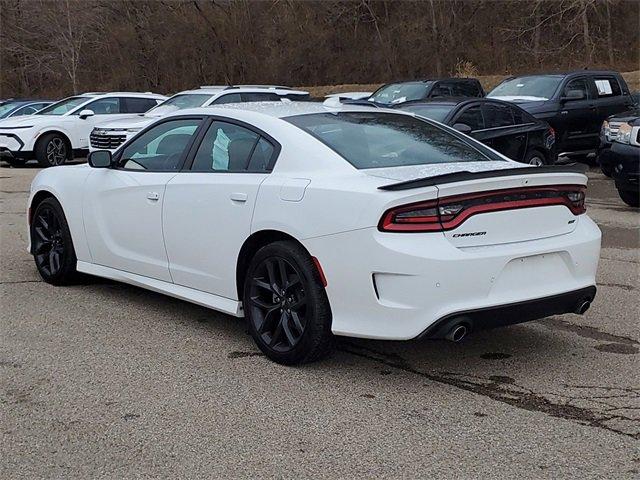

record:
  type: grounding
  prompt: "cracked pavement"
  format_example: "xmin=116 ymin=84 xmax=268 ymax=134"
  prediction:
xmin=1 ymin=163 xmax=639 ymax=478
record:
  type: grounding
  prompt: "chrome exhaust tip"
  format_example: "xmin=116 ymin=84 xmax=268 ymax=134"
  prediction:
xmin=574 ymin=300 xmax=591 ymax=315
xmin=445 ymin=324 xmax=468 ymax=343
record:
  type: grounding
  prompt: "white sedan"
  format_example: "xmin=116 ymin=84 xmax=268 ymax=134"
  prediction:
xmin=27 ymin=102 xmax=601 ymax=364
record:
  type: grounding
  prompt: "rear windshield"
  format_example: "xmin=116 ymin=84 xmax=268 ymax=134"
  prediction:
xmin=369 ymin=82 xmax=433 ymax=105
xmin=286 ymin=112 xmax=501 ymax=169
xmin=399 ymin=104 xmax=455 ymax=122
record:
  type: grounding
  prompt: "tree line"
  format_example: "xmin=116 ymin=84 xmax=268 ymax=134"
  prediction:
xmin=1 ymin=0 xmax=638 ymax=98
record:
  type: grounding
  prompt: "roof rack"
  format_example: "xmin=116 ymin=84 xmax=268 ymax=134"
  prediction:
xmin=199 ymin=85 xmax=228 ymax=89
xmin=224 ymin=85 xmax=293 ymax=90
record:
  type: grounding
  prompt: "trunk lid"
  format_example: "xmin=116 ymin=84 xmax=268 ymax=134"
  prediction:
xmin=375 ymin=164 xmax=588 ymax=247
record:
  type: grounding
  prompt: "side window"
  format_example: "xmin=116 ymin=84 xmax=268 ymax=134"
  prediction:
xmin=241 ymin=92 xmax=281 ymax=102
xmin=511 ymin=106 xmax=534 ymax=125
xmin=119 ymin=118 xmax=201 ymax=171
xmin=430 ymin=82 xmax=454 ymax=98
xmin=563 ymin=78 xmax=589 ymax=99
xmin=593 ymin=77 xmax=622 ymax=98
xmin=123 ymin=97 xmax=158 ymax=113
xmin=212 ymin=93 xmax=242 ymax=105
xmin=451 ymin=82 xmax=483 ymax=97
xmin=11 ymin=105 xmax=38 ymax=116
xmin=482 ymin=104 xmax=514 ymax=128
xmin=191 ymin=121 xmax=274 ymax=172
xmin=454 ymin=105 xmax=484 ymax=130
xmin=81 ymin=97 xmax=121 ymax=114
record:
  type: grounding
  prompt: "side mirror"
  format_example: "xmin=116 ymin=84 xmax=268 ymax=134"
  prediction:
xmin=453 ymin=123 xmax=473 ymax=134
xmin=79 ymin=109 xmax=95 ymax=119
xmin=88 ymin=150 xmax=112 ymax=168
xmin=561 ymin=90 xmax=585 ymax=102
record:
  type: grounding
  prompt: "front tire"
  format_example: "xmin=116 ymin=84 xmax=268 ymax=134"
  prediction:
xmin=31 ymin=198 xmax=78 ymax=284
xmin=35 ymin=133 xmax=69 ymax=167
xmin=243 ymin=241 xmax=333 ymax=365
xmin=618 ymin=190 xmax=639 ymax=208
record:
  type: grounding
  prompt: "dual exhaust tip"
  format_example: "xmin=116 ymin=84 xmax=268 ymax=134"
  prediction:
xmin=441 ymin=299 xmax=592 ymax=343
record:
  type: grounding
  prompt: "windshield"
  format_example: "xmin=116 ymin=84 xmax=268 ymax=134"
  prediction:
xmin=488 ymin=76 xmax=562 ymax=100
xmin=148 ymin=93 xmax=212 ymax=113
xmin=36 ymin=96 xmax=88 ymax=115
xmin=400 ymin=104 xmax=455 ymax=122
xmin=0 ymin=102 xmax=20 ymax=116
xmin=370 ymin=82 xmax=433 ymax=105
xmin=286 ymin=112 xmax=500 ymax=169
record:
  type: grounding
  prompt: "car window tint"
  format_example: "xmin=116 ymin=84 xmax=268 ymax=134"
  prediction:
xmin=241 ymin=92 xmax=281 ymax=102
xmin=82 ymin=98 xmax=120 ymax=114
xmin=429 ymin=83 xmax=454 ymax=97
xmin=482 ymin=104 xmax=514 ymax=128
xmin=119 ymin=119 xmax=200 ymax=171
xmin=124 ymin=97 xmax=158 ymax=113
xmin=246 ymin=137 xmax=276 ymax=172
xmin=191 ymin=121 xmax=260 ymax=172
xmin=455 ymin=105 xmax=484 ymax=130
xmin=593 ymin=77 xmax=621 ymax=97
xmin=287 ymin=112 xmax=500 ymax=169
xmin=451 ymin=82 xmax=483 ymax=97
xmin=12 ymin=105 xmax=38 ymax=116
xmin=511 ymin=106 xmax=534 ymax=125
xmin=212 ymin=93 xmax=242 ymax=105
xmin=401 ymin=104 xmax=454 ymax=122
xmin=563 ymin=78 xmax=589 ymax=99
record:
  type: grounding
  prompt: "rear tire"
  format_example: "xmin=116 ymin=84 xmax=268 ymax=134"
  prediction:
xmin=243 ymin=241 xmax=333 ymax=365
xmin=524 ymin=149 xmax=547 ymax=166
xmin=4 ymin=157 xmax=26 ymax=167
xmin=618 ymin=190 xmax=639 ymax=208
xmin=35 ymin=133 xmax=69 ymax=167
xmin=30 ymin=197 xmax=78 ymax=284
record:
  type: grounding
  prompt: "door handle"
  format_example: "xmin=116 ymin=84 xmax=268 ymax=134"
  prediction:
xmin=147 ymin=192 xmax=159 ymax=201
xmin=230 ymin=192 xmax=248 ymax=202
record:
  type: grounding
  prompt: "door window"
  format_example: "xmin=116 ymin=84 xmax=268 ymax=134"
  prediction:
xmin=80 ymin=98 xmax=121 ymax=114
xmin=563 ymin=79 xmax=590 ymax=99
xmin=212 ymin=93 xmax=242 ymax=105
xmin=481 ymin=104 xmax=514 ymax=128
xmin=191 ymin=121 xmax=275 ymax=172
xmin=123 ymin=97 xmax=159 ymax=113
xmin=241 ymin=92 xmax=281 ymax=102
xmin=511 ymin=106 xmax=534 ymax=125
xmin=11 ymin=105 xmax=39 ymax=116
xmin=454 ymin=105 xmax=484 ymax=130
xmin=119 ymin=118 xmax=201 ymax=171
xmin=593 ymin=77 xmax=622 ymax=97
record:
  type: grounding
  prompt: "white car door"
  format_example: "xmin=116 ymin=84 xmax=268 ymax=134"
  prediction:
xmin=71 ymin=97 xmax=139 ymax=148
xmin=83 ymin=117 xmax=204 ymax=281
xmin=163 ymin=119 xmax=277 ymax=299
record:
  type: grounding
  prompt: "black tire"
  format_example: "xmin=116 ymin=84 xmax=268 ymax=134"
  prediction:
xmin=30 ymin=197 xmax=78 ymax=284
xmin=600 ymin=165 xmax=613 ymax=177
xmin=618 ymin=189 xmax=639 ymax=208
xmin=524 ymin=149 xmax=547 ymax=166
xmin=243 ymin=240 xmax=333 ymax=365
xmin=4 ymin=157 xmax=27 ymax=167
xmin=35 ymin=133 xmax=69 ymax=167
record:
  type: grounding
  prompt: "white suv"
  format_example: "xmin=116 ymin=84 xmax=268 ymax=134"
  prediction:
xmin=0 ymin=92 xmax=166 ymax=167
xmin=89 ymin=86 xmax=310 ymax=152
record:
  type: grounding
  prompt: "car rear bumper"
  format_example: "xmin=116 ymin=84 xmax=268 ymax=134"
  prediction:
xmin=419 ymin=285 xmax=596 ymax=339
xmin=304 ymin=215 xmax=601 ymax=340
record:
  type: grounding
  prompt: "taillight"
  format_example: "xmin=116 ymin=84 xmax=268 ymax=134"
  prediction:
xmin=379 ymin=185 xmax=586 ymax=233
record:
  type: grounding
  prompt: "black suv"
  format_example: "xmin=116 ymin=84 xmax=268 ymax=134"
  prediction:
xmin=362 ymin=78 xmax=484 ymax=106
xmin=488 ymin=71 xmax=633 ymax=158
xmin=396 ymin=98 xmax=556 ymax=165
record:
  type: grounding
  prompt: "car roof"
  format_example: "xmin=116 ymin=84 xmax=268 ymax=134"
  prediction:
xmin=398 ymin=97 xmax=519 ymax=108
xmin=174 ymin=86 xmax=309 ymax=96
xmin=174 ymin=101 xmax=402 ymax=119
xmin=79 ymin=92 xmax=166 ymax=98
xmin=504 ymin=70 xmax=621 ymax=79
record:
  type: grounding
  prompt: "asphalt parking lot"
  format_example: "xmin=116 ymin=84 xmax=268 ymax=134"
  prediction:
xmin=1 ymin=163 xmax=638 ymax=479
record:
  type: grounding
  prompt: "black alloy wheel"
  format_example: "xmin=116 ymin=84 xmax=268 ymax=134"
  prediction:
xmin=31 ymin=198 xmax=77 ymax=284
xmin=46 ymin=137 xmax=67 ymax=165
xmin=244 ymin=241 xmax=333 ymax=365
xmin=249 ymin=256 xmax=307 ymax=352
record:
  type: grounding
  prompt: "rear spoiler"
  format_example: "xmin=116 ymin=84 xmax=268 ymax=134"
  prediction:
xmin=378 ymin=164 xmax=588 ymax=191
